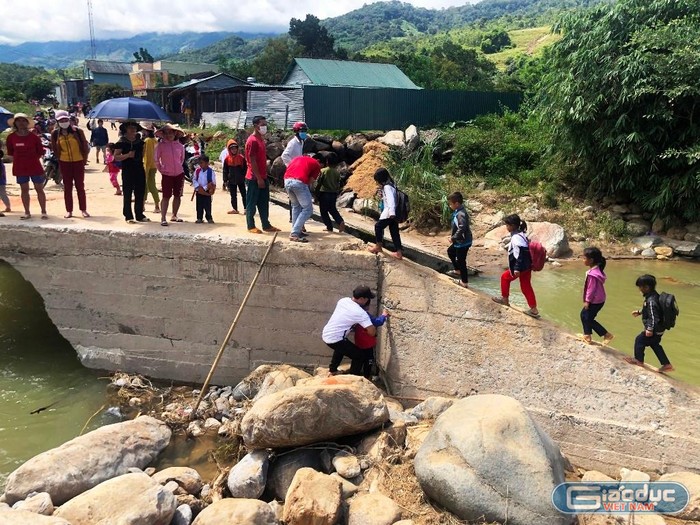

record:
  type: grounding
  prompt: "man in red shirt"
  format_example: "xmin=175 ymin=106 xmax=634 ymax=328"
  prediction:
xmin=6 ymin=113 xmax=47 ymax=220
xmin=245 ymin=115 xmax=280 ymax=234
xmin=284 ymin=155 xmax=321 ymax=242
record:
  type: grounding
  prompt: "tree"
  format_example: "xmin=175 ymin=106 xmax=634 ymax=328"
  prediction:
xmin=536 ymin=0 xmax=700 ymax=220
xmin=23 ymin=76 xmax=56 ymax=101
xmin=89 ymin=84 xmax=125 ymax=106
xmin=133 ymin=47 xmax=155 ymax=63
xmin=249 ymin=37 xmax=302 ymax=85
xmin=480 ymin=29 xmax=512 ymax=54
xmin=289 ymin=14 xmax=337 ymax=58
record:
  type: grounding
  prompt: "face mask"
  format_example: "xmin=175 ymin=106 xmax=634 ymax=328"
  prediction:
xmin=258 ymin=125 xmax=267 ymax=135
xmin=58 ymin=121 xmax=70 ymax=129
xmin=298 ymin=132 xmax=308 ymax=140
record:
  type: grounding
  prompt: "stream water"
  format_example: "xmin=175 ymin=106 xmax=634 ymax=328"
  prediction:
xmin=1 ymin=257 xmax=698 ymax=488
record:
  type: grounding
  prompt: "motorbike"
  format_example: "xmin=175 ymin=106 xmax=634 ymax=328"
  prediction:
xmin=41 ymin=134 xmax=61 ymax=185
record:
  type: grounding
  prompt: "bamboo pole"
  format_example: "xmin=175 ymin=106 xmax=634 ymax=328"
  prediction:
xmin=191 ymin=233 xmax=278 ymax=417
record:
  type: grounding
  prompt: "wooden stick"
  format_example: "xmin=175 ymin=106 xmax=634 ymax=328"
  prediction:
xmin=191 ymin=232 xmax=278 ymax=417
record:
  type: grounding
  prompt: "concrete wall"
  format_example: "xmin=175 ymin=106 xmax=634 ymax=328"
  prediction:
xmin=378 ymin=259 xmax=700 ymax=477
xmin=0 ymin=226 xmax=378 ymax=385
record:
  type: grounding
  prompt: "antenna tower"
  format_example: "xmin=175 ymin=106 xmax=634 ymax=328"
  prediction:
xmin=87 ymin=0 xmax=97 ymax=59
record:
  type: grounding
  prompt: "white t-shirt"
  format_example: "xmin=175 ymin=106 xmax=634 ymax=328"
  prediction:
xmin=322 ymin=297 xmax=374 ymax=344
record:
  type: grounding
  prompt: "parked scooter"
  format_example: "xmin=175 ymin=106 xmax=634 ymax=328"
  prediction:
xmin=41 ymin=134 xmax=61 ymax=185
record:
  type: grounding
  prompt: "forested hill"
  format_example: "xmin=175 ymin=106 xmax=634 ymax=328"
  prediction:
xmin=321 ymin=0 xmax=609 ymax=52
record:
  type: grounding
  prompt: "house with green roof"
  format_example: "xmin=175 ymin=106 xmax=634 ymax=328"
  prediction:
xmin=282 ymin=58 xmax=420 ymax=90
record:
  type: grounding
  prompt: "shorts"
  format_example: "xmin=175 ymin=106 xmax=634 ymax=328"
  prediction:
xmin=94 ymin=144 xmax=107 ymax=152
xmin=161 ymin=173 xmax=185 ymax=199
xmin=16 ymin=175 xmax=45 ymax=185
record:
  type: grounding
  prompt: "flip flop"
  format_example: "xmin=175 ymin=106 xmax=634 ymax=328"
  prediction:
xmin=289 ymin=236 xmax=309 ymax=243
xmin=161 ymin=221 xmax=169 ymax=226
xmin=523 ymin=309 xmax=541 ymax=319
xmin=171 ymin=217 xmax=184 ymax=222
xmin=20 ymin=215 xmax=31 ymax=220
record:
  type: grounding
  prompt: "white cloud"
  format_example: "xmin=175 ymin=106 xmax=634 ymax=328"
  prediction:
xmin=1 ymin=0 xmax=477 ymax=45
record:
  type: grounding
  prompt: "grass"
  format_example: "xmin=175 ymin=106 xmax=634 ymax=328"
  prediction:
xmin=487 ymin=26 xmax=560 ymax=70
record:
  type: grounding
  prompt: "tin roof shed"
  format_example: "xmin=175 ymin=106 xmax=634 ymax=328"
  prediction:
xmin=282 ymin=58 xmax=420 ymax=90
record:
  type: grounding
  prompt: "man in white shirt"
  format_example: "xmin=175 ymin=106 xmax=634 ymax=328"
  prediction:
xmin=322 ymin=286 xmax=377 ymax=375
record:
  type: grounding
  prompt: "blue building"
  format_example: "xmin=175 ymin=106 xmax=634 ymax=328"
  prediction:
xmin=83 ymin=60 xmax=132 ymax=89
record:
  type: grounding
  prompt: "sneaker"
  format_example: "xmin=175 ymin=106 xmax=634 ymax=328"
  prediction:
xmin=263 ymin=226 xmax=281 ymax=232
xmin=207 ymin=219 xmax=215 ymax=224
xmin=248 ymin=227 xmax=263 ymax=234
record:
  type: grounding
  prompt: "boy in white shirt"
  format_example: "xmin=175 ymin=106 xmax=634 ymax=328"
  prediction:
xmin=193 ymin=155 xmax=216 ymax=224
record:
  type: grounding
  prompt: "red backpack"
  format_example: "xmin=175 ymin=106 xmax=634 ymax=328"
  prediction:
xmin=529 ymin=240 xmax=547 ymax=271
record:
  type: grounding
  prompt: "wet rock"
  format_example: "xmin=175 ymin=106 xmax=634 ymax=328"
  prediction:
xmin=3 ymin=415 xmax=171 ymax=506
xmin=282 ymin=468 xmax=343 ymax=525
xmin=187 ymin=420 xmax=205 ymax=437
xmin=171 ymin=504 xmax=193 ymax=525
xmin=332 ymin=452 xmax=361 ymax=479
xmin=0 ymin=509 xmax=71 ymax=524
xmin=241 ymin=375 xmax=389 ymax=449
xmin=266 ymin=448 xmax=328 ymax=501
xmin=54 ymin=472 xmax=176 ymax=525
xmin=192 ymin=498 xmax=277 ymax=525
xmin=641 ymin=248 xmax=657 ymax=257
xmin=348 ymin=493 xmax=402 ymax=525
xmin=409 ymin=396 xmax=455 ymax=420
xmin=659 ymin=471 xmax=700 ymax=520
xmin=668 ymin=240 xmax=700 ymax=258
xmin=415 ymin=394 xmax=570 ymax=525
xmin=11 ymin=492 xmax=53 ymax=515
xmin=631 ymin=236 xmax=662 ymax=249
xmin=378 ymin=130 xmax=405 ymax=148
xmin=152 ymin=467 xmax=203 ymax=496
xmin=227 ymin=450 xmax=269 ymax=499
xmin=253 ymin=365 xmax=311 ymax=401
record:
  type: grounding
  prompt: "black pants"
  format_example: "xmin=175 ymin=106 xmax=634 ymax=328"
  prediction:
xmin=375 ymin=218 xmax=402 ymax=252
xmin=319 ymin=192 xmax=344 ymax=231
xmin=634 ymin=332 xmax=670 ymax=365
xmin=229 ymin=179 xmax=246 ymax=211
xmin=196 ymin=193 xmax=212 ymax=221
xmin=447 ymin=244 xmax=470 ymax=283
xmin=122 ymin=170 xmax=146 ymax=221
xmin=581 ymin=302 xmax=607 ymax=336
xmin=327 ymin=340 xmax=372 ymax=375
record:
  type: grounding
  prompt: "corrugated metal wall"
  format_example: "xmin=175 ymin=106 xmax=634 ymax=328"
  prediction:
xmin=247 ymin=89 xmax=304 ymax=130
xmin=303 ymin=86 xmax=522 ymax=130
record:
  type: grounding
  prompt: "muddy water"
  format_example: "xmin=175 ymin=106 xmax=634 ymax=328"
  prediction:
xmin=474 ymin=258 xmax=700 ymax=385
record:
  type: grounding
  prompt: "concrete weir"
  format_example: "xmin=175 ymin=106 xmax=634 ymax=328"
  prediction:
xmin=1 ymin=223 xmax=699 ymax=477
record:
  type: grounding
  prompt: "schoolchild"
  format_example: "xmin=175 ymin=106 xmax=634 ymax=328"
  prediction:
xmin=192 ymin=155 xmax=216 ymax=224
xmin=353 ymin=299 xmax=390 ymax=378
xmin=445 ymin=192 xmax=472 ymax=288
xmin=580 ymin=247 xmax=614 ymax=344
xmin=222 ymin=139 xmax=246 ymax=214
xmin=104 ymin=143 xmax=122 ymax=195
xmin=368 ymin=168 xmax=403 ymax=259
xmin=492 ymin=214 xmax=539 ymax=318
xmin=315 ymin=153 xmax=346 ymax=233
xmin=625 ymin=274 xmax=674 ymax=372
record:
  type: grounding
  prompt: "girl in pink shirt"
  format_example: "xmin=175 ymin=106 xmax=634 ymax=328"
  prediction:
xmin=580 ymin=246 xmax=614 ymax=345
xmin=105 ymin=143 xmax=122 ymax=195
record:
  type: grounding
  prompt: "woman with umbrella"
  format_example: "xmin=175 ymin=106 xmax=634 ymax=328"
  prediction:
xmin=52 ymin=110 xmax=90 ymax=218
xmin=114 ymin=120 xmax=150 ymax=223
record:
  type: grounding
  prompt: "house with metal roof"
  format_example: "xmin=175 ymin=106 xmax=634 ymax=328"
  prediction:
xmin=282 ymin=58 xmax=420 ymax=90
xmin=83 ymin=60 xmax=133 ymax=89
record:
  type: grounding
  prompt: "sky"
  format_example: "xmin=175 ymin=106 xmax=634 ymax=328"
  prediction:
xmin=0 ymin=0 xmax=478 ymax=45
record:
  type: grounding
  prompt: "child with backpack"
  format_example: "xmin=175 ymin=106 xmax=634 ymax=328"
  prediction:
xmin=368 ymin=168 xmax=403 ymax=260
xmin=625 ymin=274 xmax=674 ymax=372
xmin=580 ymin=247 xmax=614 ymax=345
xmin=105 ymin=143 xmax=122 ymax=196
xmin=315 ymin=153 xmax=346 ymax=233
xmin=192 ymin=155 xmax=216 ymax=224
xmin=353 ymin=299 xmax=390 ymax=378
xmin=492 ymin=214 xmax=540 ymax=318
xmin=445 ymin=192 xmax=472 ymax=288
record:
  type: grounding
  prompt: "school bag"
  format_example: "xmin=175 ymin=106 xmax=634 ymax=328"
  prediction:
xmin=392 ymin=185 xmax=410 ymax=223
xmin=659 ymin=292 xmax=679 ymax=331
xmin=528 ymin=240 xmax=547 ymax=271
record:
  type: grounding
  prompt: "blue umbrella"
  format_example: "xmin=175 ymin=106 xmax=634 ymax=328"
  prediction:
xmin=0 ymin=106 xmax=12 ymax=132
xmin=88 ymin=97 xmax=172 ymax=122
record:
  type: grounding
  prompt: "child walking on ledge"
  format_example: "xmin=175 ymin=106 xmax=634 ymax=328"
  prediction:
xmin=446 ymin=192 xmax=472 ymax=288
xmin=492 ymin=214 xmax=539 ymax=318
xmin=579 ymin=247 xmax=614 ymax=345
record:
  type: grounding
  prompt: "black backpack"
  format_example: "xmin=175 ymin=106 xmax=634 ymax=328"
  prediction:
xmin=659 ymin=292 xmax=679 ymax=331
xmin=393 ymin=186 xmax=410 ymax=223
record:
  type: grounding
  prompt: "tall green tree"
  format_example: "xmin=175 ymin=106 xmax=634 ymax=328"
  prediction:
xmin=536 ymin=0 xmax=700 ymax=220
xmin=289 ymin=14 xmax=338 ymax=59
xmin=133 ymin=47 xmax=155 ymax=63
xmin=249 ymin=37 xmax=302 ymax=85
xmin=23 ymin=76 xmax=56 ymax=101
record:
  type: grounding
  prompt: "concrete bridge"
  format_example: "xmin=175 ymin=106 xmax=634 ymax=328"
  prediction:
xmin=1 ymin=221 xmax=699 ymax=478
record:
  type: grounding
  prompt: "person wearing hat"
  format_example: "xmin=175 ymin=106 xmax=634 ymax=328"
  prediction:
xmin=5 ymin=113 xmax=48 ymax=220
xmin=245 ymin=115 xmax=280 ymax=234
xmin=154 ymin=123 xmax=186 ymax=226
xmin=114 ymin=120 xmax=150 ymax=223
xmin=322 ymin=286 xmax=379 ymax=375
xmin=52 ymin=110 xmax=91 ymax=219
xmin=281 ymin=121 xmax=308 ymax=167
xmin=141 ymin=122 xmax=160 ymax=214
xmin=222 ymin=139 xmax=246 ymax=214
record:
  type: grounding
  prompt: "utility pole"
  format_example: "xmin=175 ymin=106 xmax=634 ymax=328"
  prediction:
xmin=87 ymin=0 xmax=97 ymax=59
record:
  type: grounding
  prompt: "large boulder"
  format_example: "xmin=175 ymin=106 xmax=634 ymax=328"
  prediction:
xmin=282 ymin=468 xmax=343 ymax=525
xmin=270 ymin=157 xmax=287 ymax=184
xmin=266 ymin=141 xmax=284 ymax=161
xmin=348 ymin=493 xmax=402 ymax=525
xmin=659 ymin=471 xmax=700 ymax=520
xmin=378 ymin=130 xmax=405 ymax=148
xmin=667 ymin=240 xmax=700 ymax=258
xmin=241 ymin=375 xmax=389 ymax=449
xmin=253 ymin=365 xmax=311 ymax=401
xmin=485 ymin=222 xmax=571 ymax=258
xmin=414 ymin=394 xmax=571 ymax=525
xmin=227 ymin=450 xmax=270 ymax=499
xmin=345 ymin=134 xmax=368 ymax=158
xmin=266 ymin=448 xmax=329 ymax=501
xmin=53 ymin=472 xmax=176 ymax=525
xmin=192 ymin=498 xmax=278 ymax=525
xmin=3 ymin=415 xmax=171 ymax=505
xmin=0 ymin=509 xmax=71 ymax=525
xmin=405 ymin=125 xmax=420 ymax=151
xmin=11 ymin=492 xmax=53 ymax=515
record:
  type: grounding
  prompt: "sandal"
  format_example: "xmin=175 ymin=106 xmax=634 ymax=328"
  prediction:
xmin=161 ymin=221 xmax=169 ymax=226
xmin=20 ymin=215 xmax=31 ymax=220
xmin=289 ymin=236 xmax=308 ymax=243
xmin=524 ymin=309 xmax=541 ymax=319
xmin=171 ymin=217 xmax=183 ymax=222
